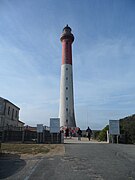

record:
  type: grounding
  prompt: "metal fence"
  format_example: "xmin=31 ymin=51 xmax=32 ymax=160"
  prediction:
xmin=0 ymin=129 xmax=62 ymax=144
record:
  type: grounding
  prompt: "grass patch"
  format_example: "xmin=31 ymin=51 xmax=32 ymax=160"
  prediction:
xmin=1 ymin=143 xmax=54 ymax=155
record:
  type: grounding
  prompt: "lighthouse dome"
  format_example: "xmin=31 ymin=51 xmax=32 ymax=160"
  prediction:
xmin=60 ymin=24 xmax=74 ymax=42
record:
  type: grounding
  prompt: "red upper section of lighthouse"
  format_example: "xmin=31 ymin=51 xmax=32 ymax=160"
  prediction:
xmin=60 ymin=25 xmax=74 ymax=65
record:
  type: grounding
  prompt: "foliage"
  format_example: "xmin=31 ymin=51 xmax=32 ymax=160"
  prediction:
xmin=93 ymin=130 xmax=101 ymax=140
xmin=97 ymin=125 xmax=109 ymax=141
xmin=120 ymin=114 xmax=135 ymax=144
xmin=98 ymin=114 xmax=135 ymax=143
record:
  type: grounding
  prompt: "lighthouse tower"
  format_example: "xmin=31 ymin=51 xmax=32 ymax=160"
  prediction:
xmin=59 ymin=25 xmax=76 ymax=128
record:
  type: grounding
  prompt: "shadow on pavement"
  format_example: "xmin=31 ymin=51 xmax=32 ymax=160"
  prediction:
xmin=0 ymin=153 xmax=26 ymax=179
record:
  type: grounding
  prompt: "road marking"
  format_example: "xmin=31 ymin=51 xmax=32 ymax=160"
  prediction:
xmin=24 ymin=158 xmax=43 ymax=180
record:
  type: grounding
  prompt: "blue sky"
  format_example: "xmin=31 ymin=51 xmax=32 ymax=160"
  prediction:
xmin=0 ymin=0 xmax=135 ymax=129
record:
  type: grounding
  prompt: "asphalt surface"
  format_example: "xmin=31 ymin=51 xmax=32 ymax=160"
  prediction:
xmin=0 ymin=153 xmax=26 ymax=179
xmin=28 ymin=143 xmax=135 ymax=180
xmin=1 ymin=142 xmax=135 ymax=180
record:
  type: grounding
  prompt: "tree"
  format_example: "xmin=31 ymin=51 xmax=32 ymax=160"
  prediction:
xmin=120 ymin=114 xmax=135 ymax=144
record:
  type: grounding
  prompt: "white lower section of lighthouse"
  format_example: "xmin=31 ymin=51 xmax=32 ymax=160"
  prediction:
xmin=59 ymin=64 xmax=76 ymax=128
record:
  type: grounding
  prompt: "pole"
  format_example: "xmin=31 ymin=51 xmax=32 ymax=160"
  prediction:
xmin=43 ymin=130 xmax=45 ymax=143
xmin=112 ymin=135 xmax=114 ymax=144
xmin=51 ymin=133 xmax=53 ymax=144
xmin=22 ymin=130 xmax=25 ymax=143
xmin=107 ymin=130 xmax=109 ymax=143
xmin=117 ymin=135 xmax=119 ymax=144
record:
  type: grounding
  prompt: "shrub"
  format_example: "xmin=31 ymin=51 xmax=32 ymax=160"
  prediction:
xmin=120 ymin=114 xmax=135 ymax=144
xmin=97 ymin=125 xmax=109 ymax=141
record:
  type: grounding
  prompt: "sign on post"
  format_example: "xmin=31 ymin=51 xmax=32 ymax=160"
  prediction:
xmin=50 ymin=118 xmax=60 ymax=133
xmin=109 ymin=120 xmax=120 ymax=135
xmin=37 ymin=124 xmax=43 ymax=133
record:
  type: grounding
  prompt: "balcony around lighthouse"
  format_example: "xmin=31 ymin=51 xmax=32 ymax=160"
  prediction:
xmin=60 ymin=24 xmax=74 ymax=42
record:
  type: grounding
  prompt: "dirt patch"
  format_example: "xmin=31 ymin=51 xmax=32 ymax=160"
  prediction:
xmin=1 ymin=143 xmax=65 ymax=180
xmin=1 ymin=143 xmax=65 ymax=158
xmin=46 ymin=144 xmax=65 ymax=156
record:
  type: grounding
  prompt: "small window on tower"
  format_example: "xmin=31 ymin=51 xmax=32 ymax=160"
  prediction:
xmin=66 ymin=77 xmax=68 ymax=80
xmin=66 ymin=108 xmax=68 ymax=111
xmin=66 ymin=97 xmax=68 ymax=100
xmin=66 ymin=87 xmax=68 ymax=90
xmin=66 ymin=68 xmax=68 ymax=70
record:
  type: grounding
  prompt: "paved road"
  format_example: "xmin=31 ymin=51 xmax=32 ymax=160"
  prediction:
xmin=28 ymin=143 xmax=135 ymax=180
xmin=1 ymin=143 xmax=135 ymax=180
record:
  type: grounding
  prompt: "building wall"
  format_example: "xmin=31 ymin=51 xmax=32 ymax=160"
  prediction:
xmin=18 ymin=121 xmax=25 ymax=128
xmin=0 ymin=97 xmax=20 ymax=129
xmin=0 ymin=98 xmax=5 ymax=115
xmin=0 ymin=98 xmax=5 ymax=128
xmin=5 ymin=101 xmax=19 ymax=121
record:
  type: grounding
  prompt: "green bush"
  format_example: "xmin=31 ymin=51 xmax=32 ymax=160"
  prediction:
xmin=96 ymin=114 xmax=135 ymax=143
xmin=97 ymin=125 xmax=109 ymax=141
xmin=93 ymin=130 xmax=101 ymax=140
xmin=120 ymin=114 xmax=135 ymax=144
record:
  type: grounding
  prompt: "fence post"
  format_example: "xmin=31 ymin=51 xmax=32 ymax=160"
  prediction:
xmin=43 ymin=130 xmax=45 ymax=143
xmin=0 ymin=141 xmax=1 ymax=154
xmin=22 ymin=130 xmax=25 ymax=143
xmin=107 ymin=130 xmax=109 ymax=143
xmin=2 ymin=131 xmax=4 ymax=142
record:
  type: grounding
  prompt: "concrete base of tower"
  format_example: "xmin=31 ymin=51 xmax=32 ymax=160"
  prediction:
xmin=60 ymin=115 xmax=76 ymax=128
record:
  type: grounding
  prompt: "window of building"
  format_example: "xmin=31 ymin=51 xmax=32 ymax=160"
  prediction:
xmin=66 ymin=108 xmax=68 ymax=111
xmin=66 ymin=68 xmax=68 ymax=70
xmin=12 ymin=109 xmax=14 ymax=120
xmin=8 ymin=107 xmax=10 ymax=115
xmin=66 ymin=97 xmax=68 ymax=100
xmin=15 ymin=110 xmax=18 ymax=118
xmin=66 ymin=87 xmax=68 ymax=90
xmin=66 ymin=77 xmax=68 ymax=80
